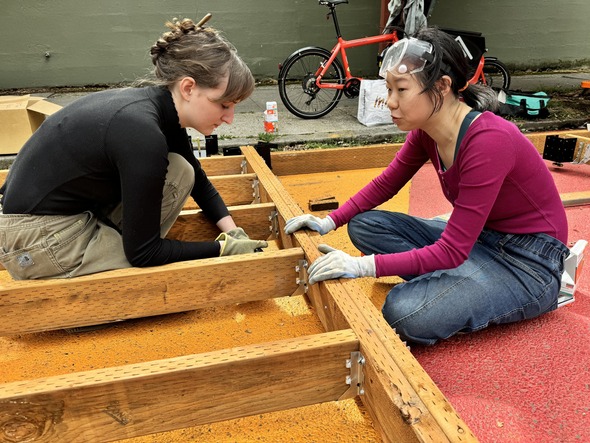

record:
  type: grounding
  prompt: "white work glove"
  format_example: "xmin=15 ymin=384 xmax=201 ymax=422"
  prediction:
xmin=307 ymin=244 xmax=376 ymax=285
xmin=284 ymin=214 xmax=336 ymax=235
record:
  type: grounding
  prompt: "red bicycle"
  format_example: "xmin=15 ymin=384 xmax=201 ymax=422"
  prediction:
xmin=278 ymin=0 xmax=510 ymax=119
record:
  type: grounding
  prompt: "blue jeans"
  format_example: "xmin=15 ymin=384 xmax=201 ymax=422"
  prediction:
xmin=347 ymin=211 xmax=568 ymax=345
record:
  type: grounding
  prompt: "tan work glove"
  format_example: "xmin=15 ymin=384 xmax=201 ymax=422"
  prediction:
xmin=216 ymin=230 xmax=268 ymax=256
xmin=226 ymin=227 xmax=250 ymax=240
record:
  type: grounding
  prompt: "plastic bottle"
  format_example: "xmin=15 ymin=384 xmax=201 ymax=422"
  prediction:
xmin=263 ymin=101 xmax=278 ymax=133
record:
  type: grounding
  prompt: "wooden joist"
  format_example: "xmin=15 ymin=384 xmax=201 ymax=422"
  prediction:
xmin=168 ymin=202 xmax=276 ymax=242
xmin=0 ymin=203 xmax=275 ymax=273
xmin=0 ymin=247 xmax=303 ymax=335
xmin=0 ymin=330 xmax=359 ymax=443
xmin=188 ymin=173 xmax=258 ymax=208
xmin=0 ymin=155 xmax=246 ymax=189
xmin=526 ymin=130 xmax=590 ymax=165
xmin=562 ymin=191 xmax=590 ymax=207
xmin=240 ymin=146 xmax=477 ymax=443
xmin=199 ymin=154 xmax=245 ymax=176
xmin=270 ymin=144 xmax=402 ymax=176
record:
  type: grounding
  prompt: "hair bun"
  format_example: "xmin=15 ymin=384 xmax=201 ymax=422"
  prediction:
xmin=150 ymin=18 xmax=201 ymax=65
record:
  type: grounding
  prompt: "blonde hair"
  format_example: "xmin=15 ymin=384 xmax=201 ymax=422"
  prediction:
xmin=149 ymin=18 xmax=254 ymax=103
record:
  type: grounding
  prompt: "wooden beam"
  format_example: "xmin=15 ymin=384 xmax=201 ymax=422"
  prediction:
xmin=0 ymin=169 xmax=256 ymax=209
xmin=0 ymin=202 xmax=276 ymax=276
xmin=199 ymin=154 xmax=245 ymax=176
xmin=525 ymin=129 xmax=590 ymax=157
xmin=0 ymin=168 xmax=7 ymax=187
xmin=185 ymin=173 xmax=257 ymax=209
xmin=240 ymin=146 xmax=477 ymax=443
xmin=269 ymin=144 xmax=402 ymax=176
xmin=168 ymin=202 xmax=276 ymax=242
xmin=240 ymin=149 xmax=301 ymax=250
xmin=562 ymin=191 xmax=590 ymax=207
xmin=0 ymin=330 xmax=359 ymax=443
xmin=0 ymin=248 xmax=304 ymax=335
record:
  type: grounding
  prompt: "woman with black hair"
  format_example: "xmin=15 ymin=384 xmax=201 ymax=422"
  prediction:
xmin=285 ymin=27 xmax=568 ymax=345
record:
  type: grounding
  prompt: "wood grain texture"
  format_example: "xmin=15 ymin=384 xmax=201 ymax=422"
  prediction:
xmin=0 ymin=330 xmax=359 ymax=443
xmin=184 ymin=173 xmax=257 ymax=209
xmin=199 ymin=154 xmax=245 ymax=176
xmin=167 ymin=203 xmax=276 ymax=242
xmin=270 ymin=144 xmax=402 ymax=176
xmin=0 ymin=248 xmax=304 ymax=335
xmin=240 ymin=146 xmax=477 ymax=443
xmin=561 ymin=191 xmax=590 ymax=207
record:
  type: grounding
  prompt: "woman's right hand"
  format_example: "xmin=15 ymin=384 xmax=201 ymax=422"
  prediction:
xmin=216 ymin=231 xmax=268 ymax=256
xmin=284 ymin=214 xmax=336 ymax=235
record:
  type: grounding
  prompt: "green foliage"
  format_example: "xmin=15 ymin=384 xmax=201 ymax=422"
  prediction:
xmin=258 ymin=132 xmax=278 ymax=143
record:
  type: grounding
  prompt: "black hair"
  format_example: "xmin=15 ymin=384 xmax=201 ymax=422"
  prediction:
xmin=412 ymin=27 xmax=498 ymax=113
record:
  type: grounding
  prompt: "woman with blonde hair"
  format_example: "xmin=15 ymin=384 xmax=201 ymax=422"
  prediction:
xmin=0 ymin=17 xmax=267 ymax=280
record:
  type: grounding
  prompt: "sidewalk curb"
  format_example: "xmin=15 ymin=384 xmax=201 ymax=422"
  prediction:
xmin=217 ymin=118 xmax=589 ymax=150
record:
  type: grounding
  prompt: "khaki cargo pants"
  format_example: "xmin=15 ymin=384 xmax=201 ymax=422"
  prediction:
xmin=0 ymin=153 xmax=194 ymax=280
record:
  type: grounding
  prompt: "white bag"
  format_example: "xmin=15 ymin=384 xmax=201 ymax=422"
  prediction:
xmin=357 ymin=79 xmax=393 ymax=127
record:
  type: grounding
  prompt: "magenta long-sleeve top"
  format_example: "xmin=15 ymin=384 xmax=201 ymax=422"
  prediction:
xmin=329 ymin=111 xmax=568 ymax=278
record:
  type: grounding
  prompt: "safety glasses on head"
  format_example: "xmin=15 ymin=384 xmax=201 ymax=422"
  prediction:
xmin=379 ymin=37 xmax=434 ymax=78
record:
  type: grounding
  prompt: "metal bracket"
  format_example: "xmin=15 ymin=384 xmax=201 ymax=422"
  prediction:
xmin=292 ymin=259 xmax=308 ymax=296
xmin=543 ymin=135 xmax=576 ymax=166
xmin=269 ymin=210 xmax=279 ymax=238
xmin=252 ymin=179 xmax=260 ymax=204
xmin=573 ymin=141 xmax=590 ymax=164
xmin=340 ymin=351 xmax=365 ymax=399
xmin=240 ymin=159 xmax=248 ymax=174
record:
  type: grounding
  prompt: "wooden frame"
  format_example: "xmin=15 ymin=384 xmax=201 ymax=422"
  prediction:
xmin=0 ymin=330 xmax=360 ymax=442
xmin=1 ymin=129 xmax=588 ymax=442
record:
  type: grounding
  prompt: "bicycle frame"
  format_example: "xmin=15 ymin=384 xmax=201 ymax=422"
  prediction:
xmin=278 ymin=2 xmax=510 ymax=119
xmin=315 ymin=33 xmax=399 ymax=90
xmin=315 ymin=31 xmax=490 ymax=89
xmin=472 ymin=57 xmax=487 ymax=85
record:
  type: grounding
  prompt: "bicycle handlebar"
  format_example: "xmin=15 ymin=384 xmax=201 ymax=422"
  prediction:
xmin=318 ymin=0 xmax=349 ymax=7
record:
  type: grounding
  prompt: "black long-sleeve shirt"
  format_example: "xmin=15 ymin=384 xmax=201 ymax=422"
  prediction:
xmin=1 ymin=87 xmax=227 ymax=266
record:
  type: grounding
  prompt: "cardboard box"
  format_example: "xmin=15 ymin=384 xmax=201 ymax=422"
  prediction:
xmin=0 ymin=95 xmax=62 ymax=155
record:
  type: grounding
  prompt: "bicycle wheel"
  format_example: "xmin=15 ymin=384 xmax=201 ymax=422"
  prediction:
xmin=483 ymin=58 xmax=511 ymax=90
xmin=278 ymin=47 xmax=345 ymax=119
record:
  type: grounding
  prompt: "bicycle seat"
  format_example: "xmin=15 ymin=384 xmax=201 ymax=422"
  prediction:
xmin=319 ymin=0 xmax=349 ymax=6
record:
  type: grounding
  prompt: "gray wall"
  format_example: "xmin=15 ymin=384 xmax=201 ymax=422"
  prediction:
xmin=428 ymin=0 xmax=590 ymax=70
xmin=1 ymin=1 xmax=589 ymax=89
